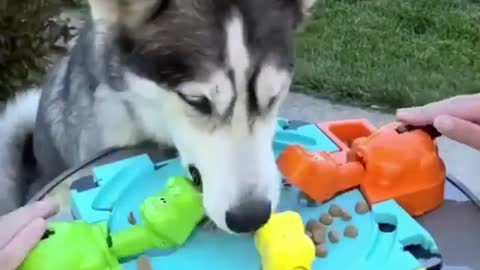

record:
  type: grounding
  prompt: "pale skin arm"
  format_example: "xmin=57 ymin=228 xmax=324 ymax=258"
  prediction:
xmin=0 ymin=199 xmax=59 ymax=270
xmin=396 ymin=93 xmax=480 ymax=151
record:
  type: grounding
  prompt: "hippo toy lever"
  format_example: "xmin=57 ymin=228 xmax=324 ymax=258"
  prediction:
xmin=19 ymin=176 xmax=205 ymax=270
xmin=394 ymin=124 xmax=442 ymax=139
xmin=277 ymin=121 xmax=446 ymax=217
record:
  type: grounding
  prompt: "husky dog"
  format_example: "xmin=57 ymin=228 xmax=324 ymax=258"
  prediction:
xmin=0 ymin=0 xmax=317 ymax=234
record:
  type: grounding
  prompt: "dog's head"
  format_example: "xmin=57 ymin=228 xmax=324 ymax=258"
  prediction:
xmin=89 ymin=0 xmax=317 ymax=233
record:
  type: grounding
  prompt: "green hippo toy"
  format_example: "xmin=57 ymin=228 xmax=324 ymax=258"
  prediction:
xmin=19 ymin=176 xmax=205 ymax=270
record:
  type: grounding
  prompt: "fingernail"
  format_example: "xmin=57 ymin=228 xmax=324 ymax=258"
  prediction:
xmin=434 ymin=115 xmax=454 ymax=131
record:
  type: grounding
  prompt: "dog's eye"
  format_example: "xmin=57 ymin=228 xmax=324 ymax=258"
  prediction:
xmin=179 ymin=94 xmax=212 ymax=115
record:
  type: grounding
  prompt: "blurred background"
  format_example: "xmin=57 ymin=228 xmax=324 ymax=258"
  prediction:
xmin=0 ymin=0 xmax=87 ymax=102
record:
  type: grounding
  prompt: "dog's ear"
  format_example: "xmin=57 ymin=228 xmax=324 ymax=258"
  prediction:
xmin=88 ymin=0 xmax=169 ymax=28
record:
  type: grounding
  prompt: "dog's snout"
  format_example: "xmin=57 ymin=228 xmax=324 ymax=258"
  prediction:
xmin=225 ymin=198 xmax=271 ymax=233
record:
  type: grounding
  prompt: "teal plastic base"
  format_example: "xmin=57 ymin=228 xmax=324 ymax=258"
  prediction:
xmin=70 ymin=118 xmax=440 ymax=270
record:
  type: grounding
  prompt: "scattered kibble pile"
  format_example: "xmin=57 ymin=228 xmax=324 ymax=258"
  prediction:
xmin=305 ymin=200 xmax=371 ymax=258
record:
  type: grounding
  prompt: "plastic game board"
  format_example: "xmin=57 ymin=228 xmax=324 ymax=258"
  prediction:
xmin=69 ymin=118 xmax=441 ymax=270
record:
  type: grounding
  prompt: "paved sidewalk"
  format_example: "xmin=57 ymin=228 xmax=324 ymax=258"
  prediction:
xmin=281 ymin=92 xmax=480 ymax=199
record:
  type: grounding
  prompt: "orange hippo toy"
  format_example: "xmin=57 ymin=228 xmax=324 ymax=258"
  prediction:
xmin=277 ymin=120 xmax=446 ymax=217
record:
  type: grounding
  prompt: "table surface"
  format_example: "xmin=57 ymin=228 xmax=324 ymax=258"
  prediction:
xmin=41 ymin=144 xmax=480 ymax=270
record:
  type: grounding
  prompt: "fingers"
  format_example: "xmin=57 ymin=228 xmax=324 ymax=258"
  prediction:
xmin=0 ymin=199 xmax=58 ymax=247
xmin=0 ymin=218 xmax=47 ymax=270
xmin=397 ymin=105 xmax=445 ymax=126
xmin=434 ymin=115 xmax=480 ymax=150
xmin=396 ymin=94 xmax=480 ymax=125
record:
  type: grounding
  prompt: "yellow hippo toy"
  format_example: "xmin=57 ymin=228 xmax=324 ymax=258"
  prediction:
xmin=255 ymin=211 xmax=315 ymax=270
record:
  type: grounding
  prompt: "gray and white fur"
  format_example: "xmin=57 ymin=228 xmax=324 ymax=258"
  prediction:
xmin=0 ymin=0 xmax=317 ymax=234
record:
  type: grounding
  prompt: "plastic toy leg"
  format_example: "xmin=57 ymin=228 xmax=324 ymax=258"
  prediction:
xmin=277 ymin=145 xmax=364 ymax=203
xmin=19 ymin=221 xmax=121 ymax=270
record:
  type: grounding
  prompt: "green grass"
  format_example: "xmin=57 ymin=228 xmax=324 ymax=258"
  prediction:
xmin=294 ymin=0 xmax=480 ymax=108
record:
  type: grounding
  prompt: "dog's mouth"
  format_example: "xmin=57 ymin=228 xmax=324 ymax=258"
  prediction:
xmin=188 ymin=165 xmax=203 ymax=191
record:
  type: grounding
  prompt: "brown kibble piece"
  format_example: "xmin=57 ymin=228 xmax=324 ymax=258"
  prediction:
xmin=306 ymin=219 xmax=316 ymax=231
xmin=344 ymin=225 xmax=359 ymax=238
xmin=355 ymin=201 xmax=370 ymax=214
xmin=328 ymin=204 xmax=343 ymax=217
xmin=137 ymin=256 xmax=153 ymax=270
xmin=306 ymin=231 xmax=313 ymax=240
xmin=128 ymin=211 xmax=136 ymax=225
xmin=328 ymin=230 xmax=341 ymax=243
xmin=341 ymin=209 xmax=352 ymax=221
xmin=315 ymin=244 xmax=328 ymax=258
xmin=312 ymin=229 xmax=326 ymax=244
xmin=306 ymin=219 xmax=325 ymax=232
xmin=319 ymin=213 xmax=333 ymax=225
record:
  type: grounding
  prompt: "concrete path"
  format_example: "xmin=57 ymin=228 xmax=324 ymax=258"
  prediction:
xmin=280 ymin=92 xmax=480 ymax=199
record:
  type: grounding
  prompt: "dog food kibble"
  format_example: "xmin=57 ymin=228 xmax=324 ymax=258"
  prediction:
xmin=137 ymin=256 xmax=153 ymax=270
xmin=306 ymin=231 xmax=313 ymax=240
xmin=328 ymin=204 xmax=343 ymax=217
xmin=312 ymin=229 xmax=326 ymax=244
xmin=344 ymin=225 xmax=359 ymax=238
xmin=128 ymin=212 xmax=136 ymax=225
xmin=315 ymin=244 xmax=328 ymax=258
xmin=306 ymin=219 xmax=325 ymax=232
xmin=341 ymin=209 xmax=352 ymax=221
xmin=319 ymin=213 xmax=334 ymax=225
xmin=328 ymin=230 xmax=341 ymax=243
xmin=306 ymin=219 xmax=317 ymax=231
xmin=355 ymin=201 xmax=370 ymax=214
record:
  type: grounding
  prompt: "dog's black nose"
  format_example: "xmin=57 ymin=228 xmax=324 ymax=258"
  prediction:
xmin=225 ymin=199 xmax=271 ymax=233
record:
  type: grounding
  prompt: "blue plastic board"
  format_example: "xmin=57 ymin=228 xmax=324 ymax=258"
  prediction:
xmin=70 ymin=118 xmax=439 ymax=270
xmin=71 ymin=155 xmax=158 ymax=224
xmin=274 ymin=118 xmax=340 ymax=154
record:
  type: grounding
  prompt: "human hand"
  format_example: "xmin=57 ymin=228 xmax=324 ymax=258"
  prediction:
xmin=396 ymin=94 xmax=480 ymax=150
xmin=0 ymin=199 xmax=59 ymax=270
